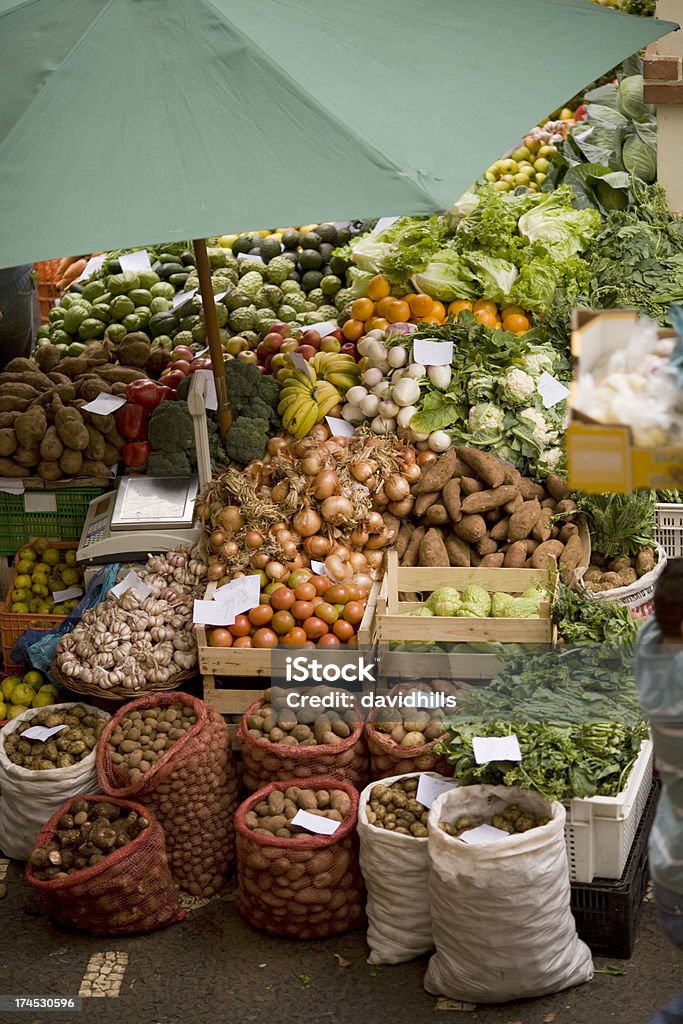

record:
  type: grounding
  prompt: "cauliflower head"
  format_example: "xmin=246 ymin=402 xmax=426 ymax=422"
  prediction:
xmin=501 ymin=367 xmax=536 ymax=405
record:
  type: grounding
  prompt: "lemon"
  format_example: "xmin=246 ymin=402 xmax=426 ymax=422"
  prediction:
xmin=14 ymin=574 xmax=32 ymax=590
xmin=1 ymin=677 xmax=21 ymax=700
xmin=11 ymin=683 xmax=35 ymax=707
xmin=23 ymin=670 xmax=44 ymax=689
xmin=7 ymin=704 xmax=28 ymax=720
xmin=32 ymin=692 xmax=54 ymax=708
xmin=0 ymin=701 xmax=6 ymax=720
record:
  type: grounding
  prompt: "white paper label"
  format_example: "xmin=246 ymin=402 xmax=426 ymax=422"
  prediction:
xmin=291 ymin=809 xmax=341 ymax=835
xmin=193 ymin=598 xmax=234 ymax=626
xmin=538 ymin=372 xmax=570 ymax=409
xmin=0 ymin=478 xmax=25 ymax=495
xmin=416 ymin=773 xmax=459 ymax=809
xmin=119 ymin=249 xmax=151 ymax=273
xmin=459 ymin=824 xmax=510 ymax=845
xmin=171 ymin=288 xmax=197 ymax=310
xmin=372 ymin=216 xmax=399 ymax=235
xmin=111 ymin=570 xmax=151 ymax=602
xmin=412 ymin=339 xmax=453 ymax=366
xmin=195 ymin=369 xmax=218 ymax=411
xmin=325 ymin=416 xmax=354 ymax=437
xmin=310 ymin=560 xmax=326 ymax=576
xmin=75 ymin=254 xmax=107 ymax=283
xmin=196 ymin=347 xmax=210 ymax=357
xmin=213 ymin=574 xmax=261 ymax=617
xmin=213 ymin=290 xmax=228 ymax=303
xmin=304 ymin=322 xmax=338 ymax=338
xmin=23 ymin=492 xmax=57 ymax=514
xmin=22 ymin=724 xmax=67 ymax=742
xmin=472 ymin=734 xmax=522 ymax=765
xmin=51 ymin=586 xmax=83 ymax=603
xmin=81 ymin=393 xmax=127 ymax=415
xmin=237 ymin=252 xmax=264 ymax=264
xmin=289 ymin=352 xmax=314 ymax=378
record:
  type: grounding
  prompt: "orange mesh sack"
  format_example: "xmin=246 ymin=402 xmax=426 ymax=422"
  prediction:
xmin=96 ymin=692 xmax=239 ymax=897
xmin=235 ymin=777 xmax=365 ymax=939
xmin=367 ymin=683 xmax=452 ymax=780
xmin=25 ymin=795 xmax=184 ymax=936
xmin=238 ymin=696 xmax=368 ymax=793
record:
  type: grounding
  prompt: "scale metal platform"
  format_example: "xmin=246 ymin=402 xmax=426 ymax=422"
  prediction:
xmin=77 ymin=373 xmax=212 ymax=564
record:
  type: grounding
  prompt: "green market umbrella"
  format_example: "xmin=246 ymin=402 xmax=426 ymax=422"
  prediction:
xmin=0 ymin=0 xmax=675 ymax=427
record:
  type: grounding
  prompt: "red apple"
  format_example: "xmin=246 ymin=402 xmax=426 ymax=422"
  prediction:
xmin=172 ymin=360 xmax=191 ymax=376
xmin=297 ymin=344 xmax=316 ymax=361
xmin=330 ymin=327 xmax=344 ymax=342
xmin=263 ymin=332 xmax=283 ymax=354
xmin=302 ymin=330 xmax=321 ymax=348
xmin=256 ymin=341 xmax=269 ymax=362
xmin=341 ymin=342 xmax=358 ymax=359
xmin=171 ymin=345 xmax=194 ymax=362
xmin=160 ymin=368 xmax=187 ymax=390
xmin=270 ymin=321 xmax=291 ymax=338
xmin=264 ymin=354 xmax=273 ymax=372
xmin=189 ymin=357 xmax=212 ymax=370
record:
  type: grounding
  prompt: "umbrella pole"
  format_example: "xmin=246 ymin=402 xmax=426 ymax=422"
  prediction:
xmin=193 ymin=238 xmax=232 ymax=439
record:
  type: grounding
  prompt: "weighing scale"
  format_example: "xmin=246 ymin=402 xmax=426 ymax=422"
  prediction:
xmin=77 ymin=372 xmax=213 ymax=563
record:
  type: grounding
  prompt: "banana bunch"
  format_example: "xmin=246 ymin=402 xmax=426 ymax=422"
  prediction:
xmin=277 ymin=364 xmax=342 ymax=439
xmin=310 ymin=352 xmax=360 ymax=393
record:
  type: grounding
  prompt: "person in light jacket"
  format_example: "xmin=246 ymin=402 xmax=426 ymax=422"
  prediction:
xmin=0 ymin=264 xmax=39 ymax=367
xmin=635 ymin=558 xmax=683 ymax=1024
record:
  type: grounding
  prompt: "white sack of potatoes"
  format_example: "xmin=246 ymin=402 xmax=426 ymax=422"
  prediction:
xmin=0 ymin=703 xmax=110 ymax=860
xmin=424 ymin=784 xmax=593 ymax=1002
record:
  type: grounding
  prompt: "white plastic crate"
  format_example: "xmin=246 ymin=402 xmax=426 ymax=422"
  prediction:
xmin=655 ymin=503 xmax=683 ymax=559
xmin=564 ymin=740 xmax=654 ymax=884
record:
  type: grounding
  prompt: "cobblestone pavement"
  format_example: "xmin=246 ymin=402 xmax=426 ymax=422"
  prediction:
xmin=1 ymin=857 xmax=682 ymax=1024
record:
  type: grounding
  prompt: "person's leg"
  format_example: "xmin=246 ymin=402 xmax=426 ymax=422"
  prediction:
xmin=649 ymin=884 xmax=683 ymax=1024
xmin=0 ymin=265 xmax=37 ymax=366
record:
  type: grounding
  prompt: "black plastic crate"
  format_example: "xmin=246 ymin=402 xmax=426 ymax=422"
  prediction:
xmin=570 ymin=781 xmax=660 ymax=959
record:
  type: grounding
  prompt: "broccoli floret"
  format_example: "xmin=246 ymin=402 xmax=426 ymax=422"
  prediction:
xmin=146 ymin=450 xmax=193 ymax=476
xmin=224 ymin=359 xmax=260 ymax=413
xmin=224 ymin=416 xmax=269 ymax=464
xmin=147 ymin=399 xmax=194 ymax=453
xmin=257 ymin=373 xmax=280 ymax=409
xmin=251 ymin=396 xmax=278 ymax=426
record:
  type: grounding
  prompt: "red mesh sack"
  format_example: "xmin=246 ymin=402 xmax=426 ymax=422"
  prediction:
xmin=25 ymin=795 xmax=183 ymax=936
xmin=235 ymin=777 xmax=365 ymax=939
xmin=238 ymin=699 xmax=368 ymax=793
xmin=96 ymin=692 xmax=239 ymax=897
xmin=367 ymin=683 xmax=451 ymax=780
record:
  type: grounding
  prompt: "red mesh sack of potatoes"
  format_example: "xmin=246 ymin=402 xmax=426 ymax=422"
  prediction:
xmin=235 ymin=777 xmax=365 ymax=939
xmin=96 ymin=692 xmax=239 ymax=897
xmin=366 ymin=683 xmax=452 ymax=781
xmin=25 ymin=795 xmax=183 ymax=935
xmin=237 ymin=695 xmax=368 ymax=793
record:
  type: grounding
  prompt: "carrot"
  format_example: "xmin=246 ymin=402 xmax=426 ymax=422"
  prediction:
xmin=58 ymin=258 xmax=87 ymax=288
xmin=57 ymin=256 xmax=78 ymax=276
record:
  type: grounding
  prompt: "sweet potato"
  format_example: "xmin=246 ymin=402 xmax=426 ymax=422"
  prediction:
xmin=453 ymin=514 xmax=487 ymax=544
xmin=445 ymin=534 xmax=471 ymax=568
xmin=508 ymin=499 xmax=542 ymax=542
xmin=504 ymin=493 xmax=524 ymax=515
xmin=470 ymin=550 xmax=482 ymax=567
xmin=47 ymin=372 xmax=72 ymax=388
xmin=456 ymin=447 xmax=506 ymax=488
xmin=477 ymin=536 xmax=498 ymax=556
xmin=396 ymin=524 xmax=413 ymax=560
xmin=0 ymin=457 xmax=30 ymax=477
xmin=524 ymin=538 xmax=539 ymax=554
xmin=425 ymin=504 xmax=450 ymax=527
xmin=460 ymin=476 xmax=484 ymax=496
xmin=0 ymin=369 xmax=52 ymax=390
xmin=89 ymin=363 xmax=149 ymax=383
xmin=480 ymin=553 xmax=505 ymax=567
xmin=419 ymin=529 xmax=450 ymax=567
xmin=517 ymin=478 xmax=545 ymax=501
xmin=530 ymin=540 xmax=565 ymax=570
xmin=40 ymin=425 xmax=64 ymax=462
xmin=76 ymin=378 xmax=111 ymax=402
xmin=0 ymin=412 xmax=18 ymax=427
xmin=102 ymin=441 xmax=121 ymax=464
xmin=461 ymin=485 xmax=519 ymax=515
xmin=541 ymin=498 xmax=557 ymax=510
xmin=485 ymin=508 xmax=504 ymax=524
xmin=382 ymin=512 xmax=401 ymax=543
xmin=59 ymin=448 xmax=83 ymax=476
xmin=555 ymin=499 xmax=578 ymax=517
xmin=34 ymin=344 xmax=63 ymax=373
xmin=85 ymin=425 xmax=106 ymax=462
xmin=37 ymin=459 xmax=63 ymax=481
xmin=36 ymin=384 xmax=76 ymax=407
xmin=503 ymin=466 xmax=522 ymax=487
xmin=401 ymin=526 xmax=425 ymax=567
xmin=0 ymin=382 xmax=40 ymax=401
xmin=14 ymin=407 xmax=47 ymax=451
xmin=559 ymin=523 xmax=579 ymax=543
xmin=110 ymin=381 xmax=129 ymax=397
xmin=0 ymin=396 xmax=29 ymax=413
xmin=546 ymin=474 xmax=569 ymax=502
xmin=414 ymin=449 xmax=461 ymax=494
xmin=532 ymin=507 xmax=553 ymax=543
xmin=489 ymin=518 xmax=510 ymax=543
xmin=442 ymin=478 xmax=462 ymax=523
xmin=504 ymin=541 xmax=528 ymax=568
xmin=560 ymin=533 xmax=584 ymax=585
xmin=413 ymin=491 xmax=441 ymax=518
xmin=0 ymin=428 xmax=17 ymax=457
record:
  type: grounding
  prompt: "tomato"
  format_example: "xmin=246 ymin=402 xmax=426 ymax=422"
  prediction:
xmin=333 ymin=604 xmax=345 ymax=616
xmin=316 ymin=601 xmax=338 ymax=625
xmin=270 ymin=586 xmax=296 ymax=611
xmin=309 ymin=575 xmax=329 ymax=596
xmin=271 ymin=610 xmax=295 ymax=634
xmin=288 ymin=568 xmax=312 ymax=589
xmin=303 ymin=616 xmax=328 ymax=640
xmin=317 ymin=632 xmax=341 ymax=647
xmin=283 ymin=626 xmax=307 ymax=646
xmin=208 ymin=628 xmax=232 ymax=648
xmin=233 ymin=635 xmax=253 ymax=648
xmin=264 ymin=581 xmax=284 ymax=595
xmin=303 ymin=640 xmax=317 ymax=650
xmin=294 ymin=581 xmax=316 ymax=602
xmin=344 ymin=583 xmax=362 ymax=602
xmin=229 ymin=614 xmax=251 ymax=637
xmin=291 ymin=600 xmax=315 ymax=622
xmin=249 ymin=604 xmax=273 ymax=627
xmin=343 ymin=601 xmax=365 ymax=625
xmin=252 ymin=628 xmax=279 ymax=648
xmin=332 ymin=619 xmax=355 ymax=643
xmin=324 ymin=585 xmax=348 ymax=604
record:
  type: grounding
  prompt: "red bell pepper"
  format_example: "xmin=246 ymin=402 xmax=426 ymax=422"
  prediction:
xmin=126 ymin=378 xmax=168 ymax=411
xmin=122 ymin=441 xmax=152 ymax=468
xmin=158 ymin=384 xmax=177 ymax=402
xmin=115 ymin=402 xmax=149 ymax=441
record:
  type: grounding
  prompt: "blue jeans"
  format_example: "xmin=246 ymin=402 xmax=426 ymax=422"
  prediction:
xmin=649 ymin=883 xmax=683 ymax=1024
xmin=0 ymin=264 xmax=38 ymax=365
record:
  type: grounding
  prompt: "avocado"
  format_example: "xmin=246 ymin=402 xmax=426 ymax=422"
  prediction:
xmin=180 ymin=250 xmax=196 ymax=266
xmin=300 ymin=231 xmax=321 ymax=250
xmin=319 ymin=243 xmax=334 ymax=263
xmin=329 ymin=254 xmax=349 ymax=276
xmin=287 ymin=271 xmax=301 ymax=283
xmin=336 ymin=227 xmax=352 ymax=245
xmin=260 ymin=237 xmax=283 ymax=262
xmin=301 ymin=270 xmax=323 ymax=292
xmin=232 ymin=235 xmax=253 ymax=255
xmin=299 ymin=248 xmax=323 ymax=272
xmin=281 ymin=229 xmax=300 ymax=250
xmin=315 ymin=223 xmax=338 ymax=244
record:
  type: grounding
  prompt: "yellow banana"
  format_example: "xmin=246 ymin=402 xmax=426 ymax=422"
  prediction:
xmin=282 ymin=396 xmax=313 ymax=434
xmin=289 ymin=400 xmax=319 ymax=439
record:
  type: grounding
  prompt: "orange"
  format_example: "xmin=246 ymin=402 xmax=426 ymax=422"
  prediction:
xmin=418 ymin=316 xmax=442 ymax=326
xmin=367 ymin=274 xmax=391 ymax=301
xmin=502 ymin=313 xmax=531 ymax=334
xmin=473 ymin=308 xmax=498 ymax=328
xmin=365 ymin=316 xmax=389 ymax=332
xmin=501 ymin=304 xmax=525 ymax=319
xmin=402 ymin=293 xmax=417 ymax=306
xmin=375 ymin=296 xmax=395 ymax=319
xmin=351 ymin=297 xmax=375 ymax=322
xmin=430 ymin=301 xmax=446 ymax=321
xmin=385 ymin=299 xmax=411 ymax=324
xmin=473 ymin=298 xmax=497 ymax=315
xmin=410 ymin=293 xmax=433 ymax=317
xmin=342 ymin=318 xmax=364 ymax=342
xmin=448 ymin=300 xmax=473 ymax=317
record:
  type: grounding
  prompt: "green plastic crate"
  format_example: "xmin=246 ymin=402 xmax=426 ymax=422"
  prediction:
xmin=0 ymin=487 xmax=108 ymax=555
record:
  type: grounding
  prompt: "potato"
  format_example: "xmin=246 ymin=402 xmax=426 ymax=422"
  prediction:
xmin=401 ymin=731 xmax=426 ymax=747
xmin=636 ymin=547 xmax=656 ymax=577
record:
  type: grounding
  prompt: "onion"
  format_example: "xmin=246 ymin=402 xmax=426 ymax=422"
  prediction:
xmin=218 ymin=506 xmax=245 ymax=533
xmin=330 ymin=542 xmax=351 ymax=561
xmin=319 ymin=440 xmax=345 ymax=458
xmin=324 ymin=554 xmax=352 ymax=582
xmin=301 ymin=454 xmax=322 ymax=477
xmin=267 ymin=436 xmax=291 ymax=458
xmin=251 ymin=551 xmax=270 ymax=569
xmin=270 ymin=479 xmax=290 ymax=503
xmin=371 ymin=415 xmax=395 ymax=435
xmin=385 ymin=474 xmax=410 ymax=502
xmin=207 ymin=562 xmax=226 ymax=581
xmin=349 ymin=551 xmax=369 ymax=572
xmin=402 ymin=462 xmax=421 ymax=483
xmin=363 ymin=549 xmax=385 ymax=569
xmin=352 ymin=572 xmax=373 ymax=596
xmin=303 ymin=535 xmax=331 ymax=557
xmin=209 ymin=529 xmax=226 ymax=551
xmin=244 ymin=530 xmax=264 ymax=549
xmin=365 ymin=530 xmax=390 ymax=550
xmin=320 ymin=495 xmax=354 ymax=525
xmin=281 ymin=540 xmax=299 ymax=560
xmin=221 ymin=540 xmax=239 ymax=560
xmin=295 ymin=438 xmax=314 ymax=458
xmin=312 ymin=469 xmax=340 ymax=500
xmin=350 ymin=461 xmax=373 ymax=483
xmin=310 ymin=422 xmax=331 ymax=443
xmin=416 ymin=450 xmax=438 ymax=467
xmin=286 ymin=553 xmax=304 ymax=570
xmin=366 ymin=510 xmax=385 ymax=534
xmin=265 ymin=560 xmax=288 ymax=581
xmin=293 ymin=508 xmax=322 ymax=537
xmin=372 ymin=487 xmax=389 ymax=509
xmin=350 ymin=527 xmax=370 ymax=547
xmin=388 ymin=497 xmax=415 ymax=517
xmin=366 ymin=475 xmax=378 ymax=492
xmin=272 ymin=521 xmax=289 ymax=535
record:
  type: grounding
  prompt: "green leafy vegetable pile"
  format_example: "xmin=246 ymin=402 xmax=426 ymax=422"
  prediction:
xmin=574 ymin=490 xmax=656 ymax=557
xmin=552 ymin=582 xmax=639 ymax=645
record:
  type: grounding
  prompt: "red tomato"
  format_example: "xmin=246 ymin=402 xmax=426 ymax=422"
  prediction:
xmin=294 ymin=582 xmax=316 ymax=602
xmin=324 ymin=585 xmax=348 ymax=604
xmin=303 ymin=616 xmax=328 ymax=640
xmin=229 ymin=614 xmax=251 ymax=637
xmin=208 ymin=628 xmax=232 ymax=648
xmin=316 ymin=601 xmax=338 ymax=625
xmin=317 ymin=632 xmax=341 ymax=647
xmin=252 ymin=628 xmax=279 ymax=648
xmin=332 ymin=619 xmax=355 ymax=643
xmin=310 ymin=575 xmax=330 ymax=596
xmin=270 ymin=587 xmax=296 ymax=611
xmin=233 ymin=635 xmax=253 ymax=648
xmin=249 ymin=604 xmax=273 ymax=627
xmin=291 ymin=600 xmax=315 ymax=622
xmin=343 ymin=601 xmax=365 ymax=625
xmin=283 ymin=626 xmax=307 ymax=646
xmin=271 ymin=610 xmax=295 ymax=634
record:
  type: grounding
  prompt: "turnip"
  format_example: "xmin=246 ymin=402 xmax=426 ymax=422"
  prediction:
xmin=396 ymin=405 xmax=418 ymax=429
xmin=392 ymin=376 xmax=421 ymax=407
xmin=366 ymin=340 xmax=388 ymax=363
xmin=359 ymin=393 xmax=380 ymax=418
xmin=427 ymin=365 xmax=452 ymax=389
xmin=362 ymin=367 xmax=384 ymax=388
xmin=428 ymin=430 xmax=451 ymax=452
xmin=371 ymin=415 xmax=396 ymax=435
xmin=404 ymin=362 xmax=426 ymax=380
xmin=387 ymin=346 xmax=409 ymax=369
xmin=356 ymin=338 xmax=372 ymax=357
xmin=379 ymin=399 xmax=399 ymax=419
xmin=371 ymin=380 xmax=392 ymax=399
xmin=345 ymin=385 xmax=368 ymax=406
xmin=342 ymin=404 xmax=364 ymax=422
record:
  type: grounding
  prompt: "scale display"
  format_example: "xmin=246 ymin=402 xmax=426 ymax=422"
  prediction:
xmin=111 ymin=476 xmax=198 ymax=529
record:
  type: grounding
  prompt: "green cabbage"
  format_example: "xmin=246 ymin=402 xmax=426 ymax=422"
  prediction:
xmin=518 ymin=193 xmax=601 ymax=262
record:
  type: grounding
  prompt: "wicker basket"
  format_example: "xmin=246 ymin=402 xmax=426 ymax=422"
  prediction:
xmin=51 ymin=662 xmax=197 ymax=707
